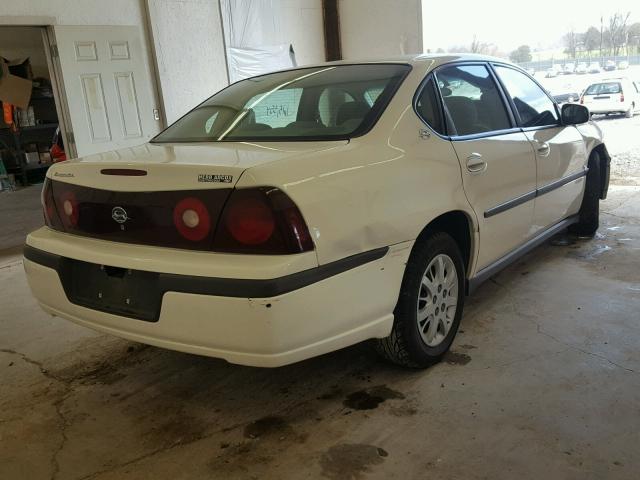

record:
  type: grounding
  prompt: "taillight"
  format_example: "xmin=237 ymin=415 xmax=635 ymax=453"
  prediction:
xmin=58 ymin=190 xmax=79 ymax=227
xmin=213 ymin=187 xmax=314 ymax=254
xmin=41 ymin=178 xmax=63 ymax=228
xmin=580 ymin=96 xmax=584 ymax=104
xmin=620 ymin=92 xmax=625 ymax=102
xmin=225 ymin=196 xmax=275 ymax=245
xmin=173 ymin=197 xmax=211 ymax=242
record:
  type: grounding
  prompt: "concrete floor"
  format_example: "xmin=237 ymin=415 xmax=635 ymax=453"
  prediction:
xmin=2 ymin=135 xmax=640 ymax=478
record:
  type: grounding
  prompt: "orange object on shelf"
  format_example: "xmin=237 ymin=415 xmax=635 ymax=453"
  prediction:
xmin=2 ymin=102 xmax=13 ymax=125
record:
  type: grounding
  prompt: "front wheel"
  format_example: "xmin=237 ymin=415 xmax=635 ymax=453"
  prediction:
xmin=375 ymin=232 xmax=465 ymax=368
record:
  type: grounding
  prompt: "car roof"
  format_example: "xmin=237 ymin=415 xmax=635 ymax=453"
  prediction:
xmin=304 ymin=53 xmax=518 ymax=69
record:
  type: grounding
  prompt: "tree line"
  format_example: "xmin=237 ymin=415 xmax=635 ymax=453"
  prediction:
xmin=426 ymin=11 xmax=639 ymax=64
xmin=563 ymin=12 xmax=640 ymax=59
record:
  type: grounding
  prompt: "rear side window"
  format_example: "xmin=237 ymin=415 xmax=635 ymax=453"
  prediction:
xmin=436 ymin=65 xmax=511 ymax=136
xmin=585 ymin=82 xmax=622 ymax=95
xmin=494 ymin=65 xmax=559 ymax=128
xmin=415 ymin=77 xmax=445 ymax=135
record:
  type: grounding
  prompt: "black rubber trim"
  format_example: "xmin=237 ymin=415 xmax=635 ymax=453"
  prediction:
xmin=484 ymin=169 xmax=588 ymax=218
xmin=537 ymin=169 xmax=587 ymax=196
xmin=484 ymin=190 xmax=537 ymax=218
xmin=23 ymin=244 xmax=389 ymax=300
xmin=23 ymin=245 xmax=63 ymax=271
xmin=468 ymin=215 xmax=579 ymax=294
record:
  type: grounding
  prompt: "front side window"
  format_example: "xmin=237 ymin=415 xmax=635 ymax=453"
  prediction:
xmin=436 ymin=65 xmax=511 ymax=136
xmin=152 ymin=64 xmax=410 ymax=142
xmin=494 ymin=65 xmax=559 ymax=128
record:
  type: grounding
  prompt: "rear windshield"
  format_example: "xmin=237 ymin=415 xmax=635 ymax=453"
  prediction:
xmin=152 ymin=64 xmax=411 ymax=143
xmin=585 ymin=82 xmax=621 ymax=95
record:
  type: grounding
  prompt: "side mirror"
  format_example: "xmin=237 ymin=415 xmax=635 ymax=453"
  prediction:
xmin=561 ymin=103 xmax=590 ymax=125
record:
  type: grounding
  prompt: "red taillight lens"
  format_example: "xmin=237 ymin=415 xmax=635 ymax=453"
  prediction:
xmin=620 ymin=92 xmax=625 ymax=102
xmin=213 ymin=187 xmax=314 ymax=254
xmin=580 ymin=96 xmax=584 ymax=104
xmin=41 ymin=179 xmax=63 ymax=228
xmin=173 ymin=197 xmax=211 ymax=242
xmin=225 ymin=196 xmax=275 ymax=245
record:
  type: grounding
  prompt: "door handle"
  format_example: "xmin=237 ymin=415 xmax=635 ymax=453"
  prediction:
xmin=536 ymin=142 xmax=550 ymax=156
xmin=466 ymin=153 xmax=487 ymax=174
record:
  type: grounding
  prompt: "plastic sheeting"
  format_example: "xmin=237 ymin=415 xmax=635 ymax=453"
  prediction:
xmin=220 ymin=0 xmax=297 ymax=82
xmin=227 ymin=44 xmax=296 ymax=83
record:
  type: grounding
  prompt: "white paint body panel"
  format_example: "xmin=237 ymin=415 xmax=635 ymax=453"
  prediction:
xmin=24 ymin=54 xmax=606 ymax=367
xmin=24 ymin=242 xmax=412 ymax=367
xmin=525 ymin=126 xmax=587 ymax=233
xmin=449 ymin=132 xmax=536 ymax=270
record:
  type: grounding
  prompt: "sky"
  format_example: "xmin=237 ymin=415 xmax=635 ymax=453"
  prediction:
xmin=422 ymin=0 xmax=639 ymax=53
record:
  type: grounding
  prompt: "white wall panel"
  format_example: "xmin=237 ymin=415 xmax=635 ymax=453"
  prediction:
xmin=146 ymin=0 xmax=229 ymax=124
xmin=339 ymin=0 xmax=423 ymax=60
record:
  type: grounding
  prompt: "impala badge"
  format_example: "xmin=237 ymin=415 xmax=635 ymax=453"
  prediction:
xmin=111 ymin=206 xmax=129 ymax=224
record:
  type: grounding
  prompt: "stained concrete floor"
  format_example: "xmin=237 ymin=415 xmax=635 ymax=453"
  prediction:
xmin=1 ymin=186 xmax=639 ymax=480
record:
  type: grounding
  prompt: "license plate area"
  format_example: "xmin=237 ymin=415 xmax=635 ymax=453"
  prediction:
xmin=59 ymin=259 xmax=162 ymax=322
xmin=594 ymin=96 xmax=610 ymax=100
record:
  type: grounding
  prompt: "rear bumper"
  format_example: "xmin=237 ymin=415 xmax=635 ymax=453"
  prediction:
xmin=24 ymin=230 xmax=412 ymax=367
xmin=584 ymin=102 xmax=629 ymax=114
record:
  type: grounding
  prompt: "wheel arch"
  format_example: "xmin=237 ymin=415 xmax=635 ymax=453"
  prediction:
xmin=590 ymin=142 xmax=611 ymax=199
xmin=413 ymin=210 xmax=476 ymax=279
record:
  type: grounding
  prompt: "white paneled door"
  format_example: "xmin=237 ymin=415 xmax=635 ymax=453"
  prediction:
xmin=53 ymin=26 xmax=161 ymax=157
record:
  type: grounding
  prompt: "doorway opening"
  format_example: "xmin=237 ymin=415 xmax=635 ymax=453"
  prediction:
xmin=0 ymin=26 xmax=69 ymax=189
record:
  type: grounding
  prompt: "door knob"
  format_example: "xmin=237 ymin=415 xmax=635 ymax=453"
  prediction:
xmin=466 ymin=153 xmax=487 ymax=173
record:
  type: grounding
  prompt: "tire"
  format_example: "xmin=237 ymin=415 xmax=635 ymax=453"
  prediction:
xmin=570 ymin=151 xmax=601 ymax=237
xmin=375 ymin=232 xmax=465 ymax=368
xmin=625 ymin=104 xmax=634 ymax=118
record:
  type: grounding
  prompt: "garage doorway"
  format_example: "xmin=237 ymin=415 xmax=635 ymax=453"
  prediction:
xmin=0 ymin=26 xmax=65 ymax=186
xmin=0 ymin=24 xmax=162 ymax=188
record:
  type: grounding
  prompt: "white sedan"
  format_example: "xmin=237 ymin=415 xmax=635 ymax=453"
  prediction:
xmin=25 ymin=54 xmax=610 ymax=368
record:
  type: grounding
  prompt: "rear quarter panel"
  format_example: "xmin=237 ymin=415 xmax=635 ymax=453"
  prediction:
xmin=239 ymin=105 xmax=476 ymax=267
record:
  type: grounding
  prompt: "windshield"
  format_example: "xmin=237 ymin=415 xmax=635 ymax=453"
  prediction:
xmin=585 ymin=82 xmax=621 ymax=95
xmin=152 ymin=64 xmax=411 ymax=143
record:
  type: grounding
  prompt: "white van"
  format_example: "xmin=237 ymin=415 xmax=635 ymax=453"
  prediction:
xmin=581 ymin=78 xmax=640 ymax=117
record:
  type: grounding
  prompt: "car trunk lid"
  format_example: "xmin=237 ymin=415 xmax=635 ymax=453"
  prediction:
xmin=45 ymin=141 xmax=346 ymax=250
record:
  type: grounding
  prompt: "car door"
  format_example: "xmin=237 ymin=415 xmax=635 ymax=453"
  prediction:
xmin=53 ymin=26 xmax=162 ymax=157
xmin=433 ymin=64 xmax=537 ymax=271
xmin=493 ymin=65 xmax=587 ymax=234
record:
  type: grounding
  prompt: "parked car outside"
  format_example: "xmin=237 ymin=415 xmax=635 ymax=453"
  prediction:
xmin=545 ymin=66 xmax=560 ymax=78
xmin=563 ymin=63 xmax=575 ymax=75
xmin=553 ymin=91 xmax=581 ymax=105
xmin=581 ymin=78 xmax=640 ymax=117
xmin=588 ymin=62 xmax=602 ymax=73
xmin=576 ymin=62 xmax=588 ymax=74
xmin=603 ymin=60 xmax=616 ymax=72
xmin=618 ymin=60 xmax=629 ymax=70
xmin=24 ymin=54 xmax=611 ymax=368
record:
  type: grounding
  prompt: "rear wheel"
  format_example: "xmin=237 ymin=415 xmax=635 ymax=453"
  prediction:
xmin=375 ymin=232 xmax=465 ymax=368
xmin=570 ymin=151 xmax=601 ymax=237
